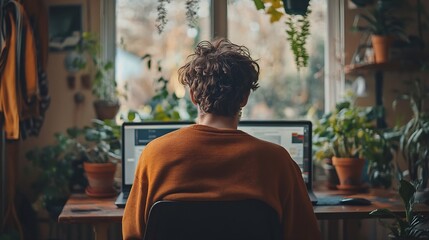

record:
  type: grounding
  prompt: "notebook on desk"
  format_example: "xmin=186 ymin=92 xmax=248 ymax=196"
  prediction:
xmin=238 ymin=121 xmax=318 ymax=205
xmin=116 ymin=120 xmax=318 ymax=208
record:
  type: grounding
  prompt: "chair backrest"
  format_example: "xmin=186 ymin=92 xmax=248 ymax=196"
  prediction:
xmin=143 ymin=199 xmax=282 ymax=240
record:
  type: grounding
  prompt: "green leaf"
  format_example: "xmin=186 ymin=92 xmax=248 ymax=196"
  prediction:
xmin=399 ymin=179 xmax=416 ymax=222
xmin=253 ymin=0 xmax=265 ymax=10
xmin=127 ymin=111 xmax=136 ymax=121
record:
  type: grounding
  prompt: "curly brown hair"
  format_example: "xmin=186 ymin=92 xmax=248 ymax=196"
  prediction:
xmin=178 ymin=39 xmax=260 ymax=117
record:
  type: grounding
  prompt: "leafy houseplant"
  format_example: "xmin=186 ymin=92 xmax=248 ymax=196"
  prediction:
xmin=313 ymin=97 xmax=385 ymax=190
xmin=28 ymin=120 xmax=121 ymax=205
xmin=73 ymin=32 xmax=119 ymax=120
xmin=71 ymin=120 xmax=121 ymax=198
xmin=353 ymin=0 xmax=408 ymax=63
xmin=393 ymin=79 xmax=429 ymax=195
xmin=370 ymin=179 xmax=429 ymax=239
xmin=253 ymin=0 xmax=311 ymax=71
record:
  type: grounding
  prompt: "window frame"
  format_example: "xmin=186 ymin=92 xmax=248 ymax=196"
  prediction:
xmin=104 ymin=0 xmax=345 ymax=113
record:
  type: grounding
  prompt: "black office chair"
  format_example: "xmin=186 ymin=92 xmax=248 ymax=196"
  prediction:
xmin=142 ymin=199 xmax=282 ymax=240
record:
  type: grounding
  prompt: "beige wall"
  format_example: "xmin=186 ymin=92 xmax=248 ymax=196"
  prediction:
xmin=19 ymin=0 xmax=100 ymax=195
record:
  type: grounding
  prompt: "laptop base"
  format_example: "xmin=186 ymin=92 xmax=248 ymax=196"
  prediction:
xmin=115 ymin=192 xmax=127 ymax=208
xmin=308 ymin=190 xmax=318 ymax=205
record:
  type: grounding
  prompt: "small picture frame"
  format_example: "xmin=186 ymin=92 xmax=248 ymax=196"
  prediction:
xmin=48 ymin=5 xmax=83 ymax=52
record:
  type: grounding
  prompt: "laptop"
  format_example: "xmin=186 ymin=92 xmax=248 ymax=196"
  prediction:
xmin=238 ymin=120 xmax=318 ymax=205
xmin=116 ymin=120 xmax=318 ymax=208
xmin=115 ymin=121 xmax=194 ymax=208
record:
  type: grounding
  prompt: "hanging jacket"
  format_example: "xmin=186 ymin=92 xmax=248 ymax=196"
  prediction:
xmin=0 ymin=0 xmax=47 ymax=140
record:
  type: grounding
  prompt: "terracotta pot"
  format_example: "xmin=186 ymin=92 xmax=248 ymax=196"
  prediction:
xmin=371 ymin=35 xmax=391 ymax=63
xmin=83 ymin=162 xmax=117 ymax=198
xmin=332 ymin=157 xmax=365 ymax=189
xmin=93 ymin=100 xmax=120 ymax=120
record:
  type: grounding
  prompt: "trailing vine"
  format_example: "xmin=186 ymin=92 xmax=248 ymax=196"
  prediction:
xmin=156 ymin=0 xmax=200 ymax=34
xmin=285 ymin=9 xmax=311 ymax=71
xmin=186 ymin=0 xmax=200 ymax=29
xmin=156 ymin=0 xmax=171 ymax=34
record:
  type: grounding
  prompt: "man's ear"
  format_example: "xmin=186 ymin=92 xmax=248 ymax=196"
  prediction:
xmin=189 ymin=89 xmax=197 ymax=105
xmin=240 ymin=92 xmax=250 ymax=108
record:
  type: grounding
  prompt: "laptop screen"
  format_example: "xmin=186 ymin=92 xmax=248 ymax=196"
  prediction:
xmin=121 ymin=121 xmax=313 ymax=192
xmin=121 ymin=122 xmax=193 ymax=192
xmin=238 ymin=121 xmax=313 ymax=189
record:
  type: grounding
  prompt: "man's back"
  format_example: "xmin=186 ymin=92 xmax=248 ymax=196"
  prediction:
xmin=122 ymin=124 xmax=321 ymax=240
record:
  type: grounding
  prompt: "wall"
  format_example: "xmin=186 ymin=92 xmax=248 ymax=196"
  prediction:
xmin=20 ymin=0 xmax=100 ymax=192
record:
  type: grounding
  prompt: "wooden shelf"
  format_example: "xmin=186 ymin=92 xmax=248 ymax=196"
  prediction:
xmin=345 ymin=62 xmax=422 ymax=76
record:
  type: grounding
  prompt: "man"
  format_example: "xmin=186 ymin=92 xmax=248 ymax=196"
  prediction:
xmin=122 ymin=39 xmax=321 ymax=240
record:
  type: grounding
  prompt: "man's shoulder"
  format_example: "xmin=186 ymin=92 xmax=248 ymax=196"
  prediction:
xmin=146 ymin=126 xmax=192 ymax=146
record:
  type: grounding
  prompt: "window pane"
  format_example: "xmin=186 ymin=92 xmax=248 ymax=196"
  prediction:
xmin=228 ymin=0 xmax=326 ymax=120
xmin=116 ymin=0 xmax=210 ymax=119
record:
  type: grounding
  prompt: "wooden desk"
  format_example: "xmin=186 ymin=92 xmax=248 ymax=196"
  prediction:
xmin=58 ymin=194 xmax=123 ymax=240
xmin=58 ymin=190 xmax=429 ymax=240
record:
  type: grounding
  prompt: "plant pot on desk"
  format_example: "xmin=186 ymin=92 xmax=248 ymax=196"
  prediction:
xmin=83 ymin=162 xmax=117 ymax=198
xmin=332 ymin=157 xmax=366 ymax=191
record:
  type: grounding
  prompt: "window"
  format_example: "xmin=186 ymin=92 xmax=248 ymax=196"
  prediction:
xmin=115 ymin=0 xmax=209 ymax=119
xmin=109 ymin=0 xmax=343 ymax=120
xmin=227 ymin=0 xmax=326 ymax=119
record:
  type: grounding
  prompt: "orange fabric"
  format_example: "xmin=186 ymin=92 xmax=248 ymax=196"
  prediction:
xmin=0 ymin=2 xmax=39 ymax=139
xmin=122 ymin=124 xmax=321 ymax=240
xmin=0 ymin=12 xmax=20 ymax=139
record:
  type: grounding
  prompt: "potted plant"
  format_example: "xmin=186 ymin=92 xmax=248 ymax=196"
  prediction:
xmin=353 ymin=0 xmax=408 ymax=63
xmin=370 ymin=179 xmax=429 ymax=239
xmin=70 ymin=120 xmax=121 ymax=198
xmin=393 ymin=79 xmax=429 ymax=203
xmin=313 ymin=96 xmax=381 ymax=190
xmin=73 ymin=32 xmax=119 ymax=120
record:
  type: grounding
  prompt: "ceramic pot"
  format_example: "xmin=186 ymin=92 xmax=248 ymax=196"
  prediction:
xmin=83 ymin=162 xmax=117 ymax=198
xmin=371 ymin=35 xmax=391 ymax=63
xmin=282 ymin=0 xmax=310 ymax=15
xmin=332 ymin=157 xmax=365 ymax=190
xmin=93 ymin=100 xmax=120 ymax=120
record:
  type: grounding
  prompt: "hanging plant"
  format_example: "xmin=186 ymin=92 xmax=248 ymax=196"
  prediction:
xmin=186 ymin=0 xmax=200 ymax=29
xmin=156 ymin=0 xmax=171 ymax=34
xmin=253 ymin=0 xmax=311 ymax=71
xmin=285 ymin=9 xmax=311 ymax=71
xmin=156 ymin=0 xmax=200 ymax=34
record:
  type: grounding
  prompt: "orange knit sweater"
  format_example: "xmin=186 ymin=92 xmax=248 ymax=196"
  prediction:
xmin=122 ymin=124 xmax=321 ymax=240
